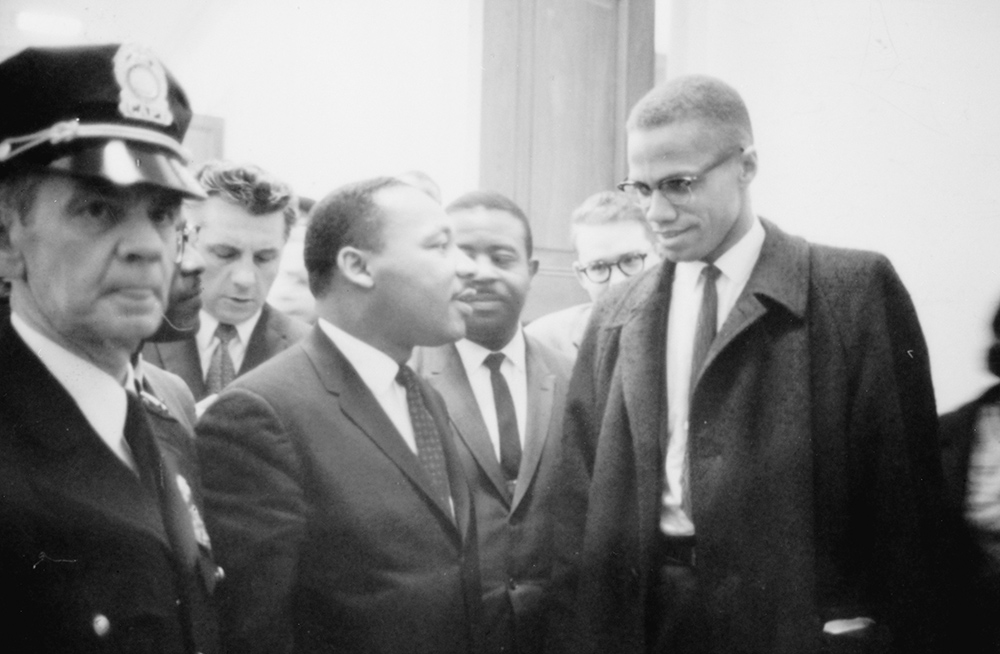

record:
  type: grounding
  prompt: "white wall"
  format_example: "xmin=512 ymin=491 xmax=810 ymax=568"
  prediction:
xmin=659 ymin=0 xmax=1000 ymax=411
xmin=0 ymin=0 xmax=483 ymax=203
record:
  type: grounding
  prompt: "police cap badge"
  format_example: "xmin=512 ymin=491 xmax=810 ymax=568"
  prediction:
xmin=0 ymin=43 xmax=205 ymax=199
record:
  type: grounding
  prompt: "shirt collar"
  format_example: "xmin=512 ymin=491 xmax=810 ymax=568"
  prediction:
xmin=196 ymin=307 xmax=263 ymax=350
xmin=454 ymin=328 xmax=527 ymax=377
xmin=317 ymin=318 xmax=402 ymax=395
xmin=10 ymin=311 xmax=131 ymax=442
xmin=674 ymin=215 xmax=765 ymax=288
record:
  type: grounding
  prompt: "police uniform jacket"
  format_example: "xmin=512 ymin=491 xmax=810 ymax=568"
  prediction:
xmin=0 ymin=317 xmax=220 ymax=654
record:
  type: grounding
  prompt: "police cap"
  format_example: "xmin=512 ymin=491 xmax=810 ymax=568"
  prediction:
xmin=0 ymin=43 xmax=205 ymax=199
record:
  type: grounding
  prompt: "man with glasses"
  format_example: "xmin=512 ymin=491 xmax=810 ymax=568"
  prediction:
xmin=0 ymin=43 xmax=220 ymax=653
xmin=550 ymin=75 xmax=947 ymax=654
xmin=526 ymin=190 xmax=658 ymax=360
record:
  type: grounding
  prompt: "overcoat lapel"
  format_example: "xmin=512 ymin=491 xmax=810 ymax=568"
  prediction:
xmin=301 ymin=329 xmax=461 ymax=536
xmin=616 ymin=264 xmax=674 ymax=546
xmin=696 ymin=220 xmax=810 ymax=391
xmin=240 ymin=304 xmax=276 ymax=375
xmin=422 ymin=345 xmax=511 ymax=504
xmin=512 ymin=343 xmax=556 ymax=513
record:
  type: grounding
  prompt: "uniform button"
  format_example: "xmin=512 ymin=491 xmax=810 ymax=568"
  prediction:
xmin=92 ymin=614 xmax=110 ymax=637
xmin=214 ymin=566 xmax=225 ymax=582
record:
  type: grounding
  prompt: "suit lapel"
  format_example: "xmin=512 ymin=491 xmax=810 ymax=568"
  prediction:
xmin=512 ymin=342 xmax=555 ymax=512
xmin=301 ymin=329 xmax=461 ymax=534
xmin=149 ymin=339 xmax=206 ymax=400
xmin=423 ymin=345 xmax=510 ymax=504
xmin=240 ymin=304 xmax=273 ymax=375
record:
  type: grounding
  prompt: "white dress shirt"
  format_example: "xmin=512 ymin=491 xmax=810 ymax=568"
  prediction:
xmin=454 ymin=330 xmax=529 ymax=461
xmin=317 ymin=319 xmax=418 ymax=454
xmin=196 ymin=308 xmax=262 ymax=379
xmin=11 ymin=312 xmax=137 ymax=470
xmin=661 ymin=216 xmax=766 ymax=536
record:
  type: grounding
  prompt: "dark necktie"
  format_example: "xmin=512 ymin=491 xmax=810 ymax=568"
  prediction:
xmin=124 ymin=392 xmax=199 ymax=567
xmin=205 ymin=323 xmax=237 ymax=395
xmin=396 ymin=365 xmax=453 ymax=515
xmin=484 ymin=352 xmax=521 ymax=491
xmin=690 ymin=264 xmax=721 ymax=396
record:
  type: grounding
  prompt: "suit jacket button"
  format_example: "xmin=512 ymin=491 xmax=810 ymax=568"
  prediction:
xmin=92 ymin=614 xmax=110 ymax=637
xmin=214 ymin=566 xmax=225 ymax=582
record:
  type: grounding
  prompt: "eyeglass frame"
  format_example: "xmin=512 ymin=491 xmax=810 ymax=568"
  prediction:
xmin=174 ymin=222 xmax=200 ymax=264
xmin=616 ymin=145 xmax=751 ymax=208
xmin=574 ymin=251 xmax=649 ymax=284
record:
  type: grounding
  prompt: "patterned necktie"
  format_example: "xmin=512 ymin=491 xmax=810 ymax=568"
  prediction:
xmin=484 ymin=352 xmax=521 ymax=491
xmin=690 ymin=264 xmax=721 ymax=396
xmin=205 ymin=323 xmax=238 ymax=395
xmin=396 ymin=365 xmax=453 ymax=515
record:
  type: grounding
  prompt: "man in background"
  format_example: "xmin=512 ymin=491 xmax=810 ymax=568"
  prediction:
xmin=143 ymin=160 xmax=309 ymax=405
xmin=525 ymin=190 xmax=658 ymax=360
xmin=197 ymin=177 xmax=483 ymax=654
xmin=0 ymin=43 xmax=220 ymax=653
xmin=413 ymin=191 xmax=573 ymax=654
xmin=552 ymin=74 xmax=947 ymax=654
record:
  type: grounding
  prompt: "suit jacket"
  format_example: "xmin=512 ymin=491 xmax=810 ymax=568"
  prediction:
xmin=412 ymin=336 xmax=573 ymax=654
xmin=550 ymin=219 xmax=947 ymax=654
xmin=196 ymin=327 xmax=483 ymax=654
xmin=0 ymin=318 xmax=220 ymax=654
xmin=939 ymin=385 xmax=1000 ymax=653
xmin=143 ymin=303 xmax=309 ymax=400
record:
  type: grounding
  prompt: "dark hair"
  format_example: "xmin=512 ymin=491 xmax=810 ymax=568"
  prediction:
xmin=305 ymin=176 xmax=404 ymax=297
xmin=195 ymin=160 xmax=297 ymax=238
xmin=0 ymin=171 xmax=45 ymax=228
xmin=445 ymin=190 xmax=533 ymax=257
xmin=627 ymin=74 xmax=753 ymax=147
xmin=989 ymin=301 xmax=1000 ymax=378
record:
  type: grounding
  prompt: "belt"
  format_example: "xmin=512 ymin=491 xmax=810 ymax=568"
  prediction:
xmin=656 ymin=533 xmax=696 ymax=568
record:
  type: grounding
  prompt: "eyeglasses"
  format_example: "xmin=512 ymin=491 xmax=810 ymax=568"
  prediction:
xmin=574 ymin=252 xmax=649 ymax=284
xmin=616 ymin=146 xmax=747 ymax=208
xmin=174 ymin=222 xmax=200 ymax=264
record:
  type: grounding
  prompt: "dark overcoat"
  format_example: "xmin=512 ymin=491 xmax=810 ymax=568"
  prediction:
xmin=550 ymin=219 xmax=946 ymax=654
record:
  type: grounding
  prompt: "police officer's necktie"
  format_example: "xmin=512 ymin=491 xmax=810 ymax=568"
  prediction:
xmin=396 ymin=365 xmax=453 ymax=515
xmin=205 ymin=323 xmax=237 ymax=395
xmin=484 ymin=352 xmax=521 ymax=493
xmin=690 ymin=264 xmax=721 ymax=396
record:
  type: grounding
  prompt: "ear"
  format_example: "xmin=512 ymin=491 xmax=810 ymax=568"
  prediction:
xmin=528 ymin=258 xmax=539 ymax=279
xmin=738 ymin=146 xmax=758 ymax=186
xmin=0 ymin=212 xmax=26 ymax=281
xmin=337 ymin=246 xmax=374 ymax=289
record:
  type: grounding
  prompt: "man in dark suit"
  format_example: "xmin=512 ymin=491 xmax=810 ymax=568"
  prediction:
xmin=197 ymin=176 xmax=483 ymax=654
xmin=550 ymin=75 xmax=947 ymax=654
xmin=0 ymin=44 xmax=220 ymax=653
xmin=412 ymin=191 xmax=573 ymax=654
xmin=143 ymin=160 xmax=309 ymax=405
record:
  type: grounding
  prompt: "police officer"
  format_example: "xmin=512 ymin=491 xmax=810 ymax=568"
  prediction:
xmin=0 ymin=43 xmax=221 ymax=653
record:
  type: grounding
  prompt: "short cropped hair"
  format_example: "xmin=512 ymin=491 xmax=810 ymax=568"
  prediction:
xmin=569 ymin=190 xmax=654 ymax=250
xmin=989 ymin=301 xmax=1000 ymax=378
xmin=627 ymin=74 xmax=753 ymax=147
xmin=195 ymin=160 xmax=297 ymax=239
xmin=445 ymin=190 xmax=533 ymax=258
xmin=305 ymin=176 xmax=404 ymax=298
xmin=0 ymin=171 xmax=44 ymax=228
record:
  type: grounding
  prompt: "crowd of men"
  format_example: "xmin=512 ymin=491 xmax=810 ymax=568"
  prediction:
xmin=0 ymin=42 xmax=994 ymax=654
